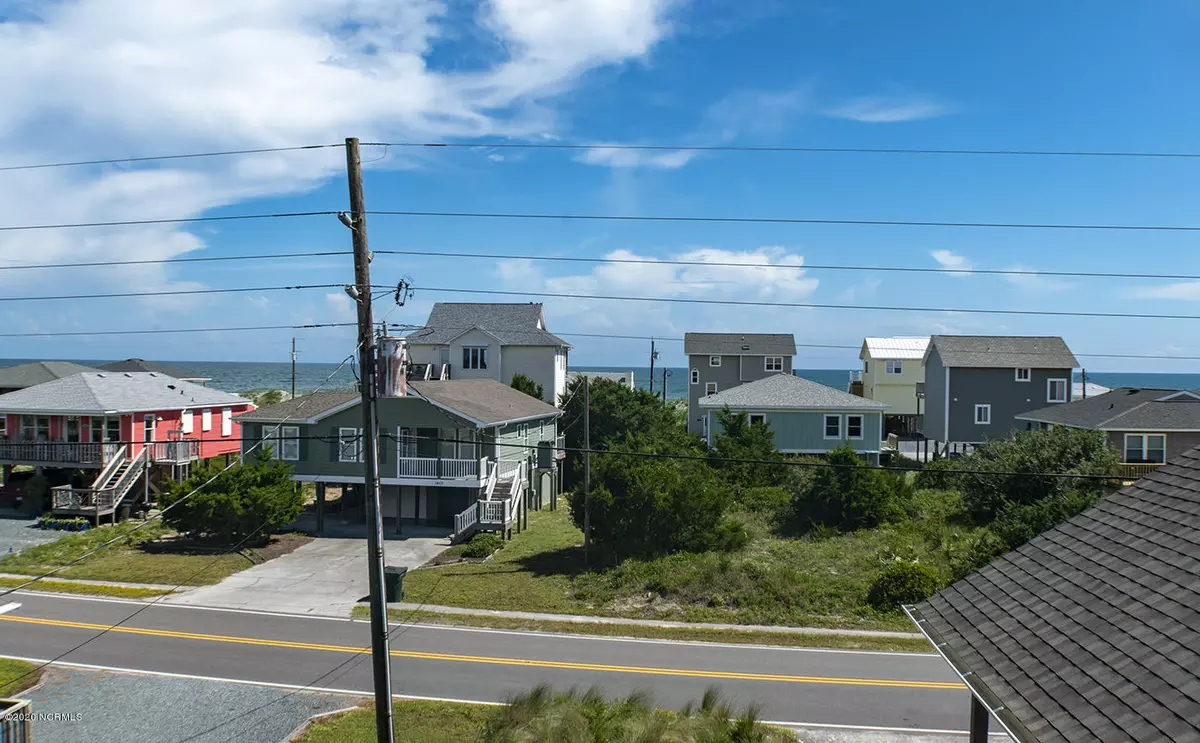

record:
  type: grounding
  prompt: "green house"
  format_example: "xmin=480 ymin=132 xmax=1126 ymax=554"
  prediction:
xmin=236 ymin=380 xmax=563 ymax=537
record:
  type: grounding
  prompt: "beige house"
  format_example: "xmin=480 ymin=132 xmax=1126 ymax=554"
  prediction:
xmin=859 ymin=337 xmax=928 ymax=432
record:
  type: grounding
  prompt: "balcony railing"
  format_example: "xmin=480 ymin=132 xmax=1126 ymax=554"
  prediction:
xmin=152 ymin=440 xmax=200 ymax=464
xmin=0 ymin=440 xmax=113 ymax=466
xmin=396 ymin=456 xmax=487 ymax=480
xmin=1117 ymin=462 xmax=1164 ymax=480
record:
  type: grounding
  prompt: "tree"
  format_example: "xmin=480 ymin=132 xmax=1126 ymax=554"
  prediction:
xmin=510 ymin=373 xmax=544 ymax=401
xmin=708 ymin=408 xmax=788 ymax=491
xmin=791 ymin=444 xmax=906 ymax=532
xmin=158 ymin=449 xmax=304 ymax=544
xmin=957 ymin=427 xmax=1118 ymax=522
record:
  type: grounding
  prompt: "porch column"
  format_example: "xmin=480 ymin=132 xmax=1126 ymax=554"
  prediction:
xmin=316 ymin=482 xmax=326 ymax=536
xmin=969 ymin=696 xmax=989 ymax=743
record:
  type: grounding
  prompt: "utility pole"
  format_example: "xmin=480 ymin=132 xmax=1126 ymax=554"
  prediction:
xmin=648 ymin=339 xmax=658 ymax=395
xmin=344 ymin=137 xmax=394 ymax=743
xmin=583 ymin=375 xmax=591 ymax=567
xmin=1081 ymin=368 xmax=1088 ymax=399
xmin=661 ymin=368 xmax=669 ymax=404
xmin=291 ymin=337 xmax=297 ymax=400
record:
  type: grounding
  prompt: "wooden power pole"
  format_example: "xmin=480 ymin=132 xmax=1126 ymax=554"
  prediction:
xmin=648 ymin=339 xmax=657 ymax=395
xmin=344 ymin=137 xmax=395 ymax=743
xmin=291 ymin=337 xmax=297 ymax=400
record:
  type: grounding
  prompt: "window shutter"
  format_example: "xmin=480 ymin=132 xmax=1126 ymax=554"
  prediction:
xmin=221 ymin=408 xmax=232 ymax=436
xmin=201 ymin=409 xmax=212 ymax=431
xmin=182 ymin=410 xmax=193 ymax=434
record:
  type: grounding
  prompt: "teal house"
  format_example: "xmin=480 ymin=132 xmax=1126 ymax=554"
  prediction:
xmin=236 ymin=379 xmax=563 ymax=539
xmin=698 ymin=373 xmax=888 ymax=462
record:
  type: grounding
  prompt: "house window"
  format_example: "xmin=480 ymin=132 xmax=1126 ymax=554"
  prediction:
xmin=339 ymin=427 xmax=362 ymax=462
xmin=221 ymin=408 xmax=232 ymax=436
xmin=885 ymin=360 xmax=903 ymax=375
xmin=201 ymin=409 xmax=212 ymax=431
xmin=863 ymin=360 xmax=869 ymax=373
xmin=846 ymin=415 xmax=863 ymax=440
xmin=974 ymin=404 xmax=992 ymax=425
xmin=65 ymin=417 xmax=80 ymax=443
xmin=462 ymin=347 xmax=488 ymax=370
xmin=1124 ymin=434 xmax=1166 ymax=464
xmin=765 ymin=357 xmax=783 ymax=372
xmin=748 ymin=414 xmax=766 ymax=426
xmin=143 ymin=415 xmax=156 ymax=443
xmin=0 ymin=416 xmax=6 ymax=439
xmin=182 ymin=410 xmax=194 ymax=434
xmin=20 ymin=415 xmax=34 ymax=441
xmin=709 ymin=356 xmax=721 ymax=367
xmin=705 ymin=382 xmax=718 ymax=396
xmin=1015 ymin=368 xmax=1031 ymax=382
xmin=690 ymin=369 xmax=699 ymax=385
xmin=106 ymin=418 xmax=121 ymax=442
xmin=280 ymin=426 xmax=300 ymax=461
xmin=824 ymin=414 xmax=841 ymax=439
xmin=1047 ymin=378 xmax=1068 ymax=403
xmin=90 ymin=418 xmax=102 ymax=443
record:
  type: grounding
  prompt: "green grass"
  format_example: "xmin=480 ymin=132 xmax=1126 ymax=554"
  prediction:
xmin=361 ymin=607 xmax=930 ymax=652
xmin=0 ymin=658 xmax=41 ymax=697
xmin=294 ymin=700 xmax=492 ymax=743
xmin=403 ymin=491 xmax=981 ymax=633
xmin=0 ymin=521 xmax=255 ymax=586
xmin=0 ymin=576 xmax=171 ymax=599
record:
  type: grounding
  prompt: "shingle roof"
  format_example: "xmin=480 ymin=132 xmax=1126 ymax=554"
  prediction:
xmin=410 ymin=380 xmax=561 ymax=425
xmin=928 ymin=335 xmax=1078 ymax=369
xmin=683 ymin=333 xmax=797 ymax=356
xmin=698 ymin=373 xmax=887 ymax=410
xmin=0 ymin=372 xmax=249 ymax=413
xmin=99 ymin=358 xmax=209 ymax=381
xmin=403 ymin=303 xmax=568 ymax=347
xmin=234 ymin=391 xmax=358 ymax=423
xmin=1017 ymin=387 xmax=1200 ymax=431
xmin=910 ymin=447 xmax=1200 ymax=743
xmin=861 ymin=337 xmax=929 ymax=360
xmin=0 ymin=361 xmax=101 ymax=390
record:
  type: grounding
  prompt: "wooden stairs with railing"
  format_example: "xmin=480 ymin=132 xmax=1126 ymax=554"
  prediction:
xmin=452 ymin=460 xmax=526 ymax=543
xmin=51 ymin=445 xmax=148 ymax=522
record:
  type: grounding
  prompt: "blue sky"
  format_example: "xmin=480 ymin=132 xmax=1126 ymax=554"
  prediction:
xmin=1 ymin=0 xmax=1198 ymax=371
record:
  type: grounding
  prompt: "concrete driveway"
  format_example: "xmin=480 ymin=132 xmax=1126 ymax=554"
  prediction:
xmin=165 ymin=527 xmax=451 ymax=616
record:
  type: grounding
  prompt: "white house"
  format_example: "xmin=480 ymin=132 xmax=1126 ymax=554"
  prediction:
xmin=859 ymin=337 xmax=929 ymax=433
xmin=404 ymin=303 xmax=569 ymax=405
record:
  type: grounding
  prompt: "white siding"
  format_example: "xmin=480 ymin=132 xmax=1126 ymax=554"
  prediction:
xmin=449 ymin=329 xmax=501 ymax=381
xmin=502 ymin=345 xmax=559 ymax=404
xmin=406 ymin=343 xmax=442 ymax=367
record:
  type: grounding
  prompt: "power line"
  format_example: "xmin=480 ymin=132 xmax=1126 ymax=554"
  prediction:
xmin=371 ymin=210 xmax=1200 ymax=233
xmin=408 ymin=286 xmax=1200 ymax=322
xmin=371 ymin=140 xmax=1200 ymax=160
xmin=0 ymin=283 xmax=346 ymax=304
xmin=0 ymin=144 xmax=347 ymax=172
xmin=0 ymin=250 xmax=349 ymax=272
xmin=0 ymin=321 xmax=355 ymax=339
xmin=376 ymin=248 xmax=1200 ymax=283
xmin=0 ymin=211 xmax=336 ymax=232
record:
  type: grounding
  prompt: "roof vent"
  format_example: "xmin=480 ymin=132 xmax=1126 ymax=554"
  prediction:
xmin=123 ymin=373 xmax=132 ymax=378
xmin=741 ymin=344 xmax=750 ymax=351
xmin=96 ymin=373 xmax=105 ymax=378
xmin=167 ymin=384 xmax=176 ymax=390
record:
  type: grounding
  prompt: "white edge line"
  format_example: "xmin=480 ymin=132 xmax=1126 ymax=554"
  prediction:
xmin=1 ymin=655 xmax=999 ymax=736
xmin=0 ymin=602 xmax=20 ymax=615
xmin=12 ymin=591 xmax=936 ymax=658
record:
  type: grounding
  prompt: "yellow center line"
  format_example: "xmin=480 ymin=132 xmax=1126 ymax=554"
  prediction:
xmin=0 ymin=614 xmax=962 ymax=691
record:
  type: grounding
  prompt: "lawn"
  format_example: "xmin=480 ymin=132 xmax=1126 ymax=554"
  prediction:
xmin=294 ymin=700 xmax=492 ymax=743
xmin=0 ymin=520 xmax=310 ymax=587
xmin=402 ymin=490 xmax=981 ymax=632
xmin=0 ymin=576 xmax=171 ymax=599
xmin=0 ymin=657 xmax=41 ymax=697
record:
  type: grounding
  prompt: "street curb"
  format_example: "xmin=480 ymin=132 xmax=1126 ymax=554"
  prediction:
xmin=282 ymin=703 xmax=366 ymax=743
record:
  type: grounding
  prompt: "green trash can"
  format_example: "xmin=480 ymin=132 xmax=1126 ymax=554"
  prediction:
xmin=384 ymin=566 xmax=407 ymax=602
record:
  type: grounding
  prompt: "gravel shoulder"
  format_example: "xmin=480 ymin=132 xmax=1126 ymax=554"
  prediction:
xmin=0 ymin=513 xmax=60 ymax=554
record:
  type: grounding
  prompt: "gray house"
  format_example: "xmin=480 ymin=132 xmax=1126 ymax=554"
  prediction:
xmin=698 ymin=373 xmax=888 ymax=462
xmin=684 ymin=333 xmax=797 ymax=436
xmin=405 ymin=303 xmax=570 ymax=406
xmin=0 ymin=361 xmax=101 ymax=395
xmin=921 ymin=335 xmax=1078 ymax=445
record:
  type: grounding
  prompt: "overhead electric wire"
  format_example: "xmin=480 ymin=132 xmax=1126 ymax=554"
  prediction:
xmin=0 ymin=250 xmax=350 ymax=272
xmin=376 ymin=248 xmax=1200 ymax=283
xmin=0 ymin=321 xmax=355 ymax=339
xmin=0 ymin=210 xmax=337 ymax=232
xmin=0 ymin=283 xmax=347 ymax=303
xmin=372 ymin=140 xmax=1200 ymax=160
xmin=0 ymin=143 xmax=348 ymax=172
xmin=370 ymin=209 xmax=1200 ymax=233
xmin=408 ymin=285 xmax=1200 ymax=322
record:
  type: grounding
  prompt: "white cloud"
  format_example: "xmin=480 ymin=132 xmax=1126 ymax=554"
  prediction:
xmin=324 ymin=291 xmax=358 ymax=322
xmin=574 ymin=146 xmax=696 ymax=169
xmin=930 ymin=249 xmax=973 ymax=274
xmin=825 ymin=94 xmax=952 ymax=123
xmin=1126 ymin=281 xmax=1200 ymax=301
xmin=1002 ymin=264 xmax=1072 ymax=293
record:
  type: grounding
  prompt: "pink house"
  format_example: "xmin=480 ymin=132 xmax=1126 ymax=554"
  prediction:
xmin=0 ymin=372 xmax=254 ymax=517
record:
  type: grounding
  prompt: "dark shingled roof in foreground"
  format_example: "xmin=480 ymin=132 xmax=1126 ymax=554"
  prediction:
xmin=0 ymin=361 xmax=101 ymax=390
xmin=909 ymin=447 xmax=1200 ymax=743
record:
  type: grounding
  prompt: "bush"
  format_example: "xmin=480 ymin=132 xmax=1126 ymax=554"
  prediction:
xmin=867 ymin=561 xmax=941 ymax=611
xmin=915 ymin=457 xmax=959 ymax=491
xmin=158 ymin=450 xmax=303 ymax=544
xmin=991 ymin=490 xmax=1099 ymax=552
xmin=945 ymin=529 xmax=1007 ymax=582
xmin=461 ymin=532 xmax=503 ymax=559
xmin=510 ymin=373 xmax=544 ymax=401
xmin=709 ymin=408 xmax=788 ymax=490
xmin=791 ymin=445 xmax=907 ymax=532
xmin=735 ymin=487 xmax=790 ymax=518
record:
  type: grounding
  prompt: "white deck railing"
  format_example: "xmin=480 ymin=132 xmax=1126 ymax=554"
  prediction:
xmin=0 ymin=440 xmax=109 ymax=465
xmin=152 ymin=439 xmax=200 ymax=464
xmin=397 ymin=456 xmax=487 ymax=480
xmin=397 ymin=457 xmax=438 ymax=478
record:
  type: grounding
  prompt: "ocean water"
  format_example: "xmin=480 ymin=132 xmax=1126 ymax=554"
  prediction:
xmin=1 ymin=359 xmax=1198 ymax=398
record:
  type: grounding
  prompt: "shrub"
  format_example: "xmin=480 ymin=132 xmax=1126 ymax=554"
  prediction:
xmin=735 ymin=487 xmax=790 ymax=518
xmin=791 ymin=445 xmax=906 ymax=532
xmin=991 ymin=490 xmax=1099 ymax=552
xmin=510 ymin=373 xmax=544 ymax=401
xmin=709 ymin=409 xmax=788 ymax=490
xmin=945 ymin=529 xmax=1006 ymax=582
xmin=461 ymin=532 xmax=503 ymax=559
xmin=867 ymin=561 xmax=941 ymax=611
xmin=915 ymin=457 xmax=959 ymax=491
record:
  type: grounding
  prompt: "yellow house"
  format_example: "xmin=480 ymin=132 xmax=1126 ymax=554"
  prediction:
xmin=859 ymin=337 xmax=928 ymax=432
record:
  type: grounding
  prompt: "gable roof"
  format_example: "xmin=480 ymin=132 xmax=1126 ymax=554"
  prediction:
xmin=0 ymin=361 xmax=101 ymax=390
xmin=908 ymin=447 xmax=1200 ymax=743
xmin=409 ymin=380 xmax=561 ymax=426
xmin=1016 ymin=387 xmax=1200 ymax=431
xmin=0 ymin=372 xmax=249 ymax=414
xmin=404 ymin=303 xmax=568 ymax=347
xmin=927 ymin=335 xmax=1078 ymax=369
xmin=698 ymin=373 xmax=887 ymax=410
xmin=234 ymin=391 xmax=359 ymax=424
xmin=99 ymin=358 xmax=209 ymax=382
xmin=860 ymin=337 xmax=929 ymax=361
xmin=683 ymin=333 xmax=797 ymax=356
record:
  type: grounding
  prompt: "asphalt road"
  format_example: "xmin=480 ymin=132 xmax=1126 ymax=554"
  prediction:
xmin=0 ymin=592 xmax=976 ymax=737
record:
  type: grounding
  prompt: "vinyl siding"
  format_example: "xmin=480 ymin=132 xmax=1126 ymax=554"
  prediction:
xmin=947 ymin=366 xmax=1073 ymax=442
xmin=708 ymin=409 xmax=883 ymax=453
xmin=500 ymin=345 xmax=559 ymax=404
xmin=921 ymin=347 xmax=948 ymax=441
xmin=686 ymin=354 xmax=794 ymax=435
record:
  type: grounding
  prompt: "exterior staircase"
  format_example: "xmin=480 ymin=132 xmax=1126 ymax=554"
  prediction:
xmin=51 ymin=445 xmax=148 ymax=522
xmin=452 ymin=460 xmax=526 ymax=543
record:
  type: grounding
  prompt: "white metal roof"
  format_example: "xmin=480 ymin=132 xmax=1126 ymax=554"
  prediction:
xmin=861 ymin=337 xmax=930 ymax=360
